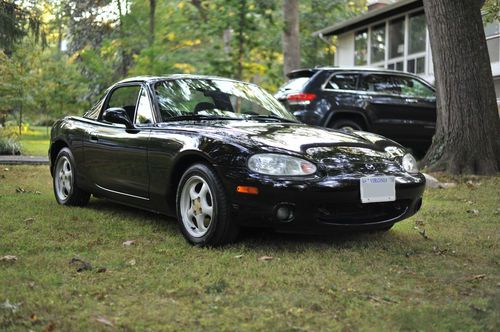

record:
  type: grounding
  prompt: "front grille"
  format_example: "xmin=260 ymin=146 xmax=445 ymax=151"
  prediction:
xmin=316 ymin=200 xmax=410 ymax=225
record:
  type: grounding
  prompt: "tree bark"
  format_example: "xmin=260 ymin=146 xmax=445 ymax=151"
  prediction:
xmin=282 ymin=0 xmax=300 ymax=78
xmin=149 ymin=0 xmax=156 ymax=46
xmin=421 ymin=0 xmax=500 ymax=174
xmin=237 ymin=0 xmax=246 ymax=80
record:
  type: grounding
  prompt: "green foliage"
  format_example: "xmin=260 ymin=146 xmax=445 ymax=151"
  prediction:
xmin=0 ymin=135 xmax=22 ymax=155
xmin=0 ymin=0 xmax=369 ymax=124
xmin=483 ymin=0 xmax=500 ymax=23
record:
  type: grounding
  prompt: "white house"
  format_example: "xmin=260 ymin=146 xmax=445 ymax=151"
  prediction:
xmin=313 ymin=0 xmax=500 ymax=99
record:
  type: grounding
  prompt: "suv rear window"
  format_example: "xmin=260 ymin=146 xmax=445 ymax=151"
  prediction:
xmin=278 ymin=77 xmax=310 ymax=92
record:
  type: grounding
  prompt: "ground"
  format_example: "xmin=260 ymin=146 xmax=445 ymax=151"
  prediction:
xmin=0 ymin=166 xmax=498 ymax=331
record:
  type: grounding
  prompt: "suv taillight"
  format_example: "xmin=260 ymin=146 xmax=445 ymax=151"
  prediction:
xmin=286 ymin=93 xmax=316 ymax=106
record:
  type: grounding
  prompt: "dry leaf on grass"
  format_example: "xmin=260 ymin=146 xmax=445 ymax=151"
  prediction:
xmin=95 ymin=316 xmax=114 ymax=327
xmin=0 ymin=255 xmax=18 ymax=262
xmin=3 ymin=168 xmax=9 ymax=171
xmin=234 ymin=254 xmax=244 ymax=259
xmin=97 ymin=267 xmax=107 ymax=273
xmin=69 ymin=257 xmax=92 ymax=272
xmin=258 ymin=256 xmax=273 ymax=261
xmin=467 ymin=209 xmax=479 ymax=215
xmin=0 ymin=299 xmax=21 ymax=313
xmin=127 ymin=259 xmax=136 ymax=266
xmin=467 ymin=274 xmax=486 ymax=282
xmin=413 ymin=226 xmax=429 ymax=240
xmin=42 ymin=322 xmax=56 ymax=332
xmin=122 ymin=240 xmax=136 ymax=246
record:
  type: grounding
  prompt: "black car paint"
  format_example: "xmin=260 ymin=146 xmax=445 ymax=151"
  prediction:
xmin=275 ymin=68 xmax=436 ymax=149
xmin=50 ymin=75 xmax=425 ymax=233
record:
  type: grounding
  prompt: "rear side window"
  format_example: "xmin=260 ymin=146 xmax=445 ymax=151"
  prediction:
xmin=325 ymin=73 xmax=358 ymax=90
xmin=278 ymin=77 xmax=310 ymax=92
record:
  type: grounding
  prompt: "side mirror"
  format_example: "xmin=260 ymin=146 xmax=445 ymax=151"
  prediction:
xmin=102 ymin=107 xmax=134 ymax=129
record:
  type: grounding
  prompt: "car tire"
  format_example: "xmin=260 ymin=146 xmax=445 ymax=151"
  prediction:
xmin=330 ymin=119 xmax=364 ymax=132
xmin=176 ymin=163 xmax=239 ymax=246
xmin=53 ymin=147 xmax=91 ymax=206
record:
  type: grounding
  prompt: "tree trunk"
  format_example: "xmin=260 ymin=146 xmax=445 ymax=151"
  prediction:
xmin=421 ymin=0 xmax=500 ymax=175
xmin=149 ymin=0 xmax=156 ymax=46
xmin=237 ymin=0 xmax=246 ymax=80
xmin=116 ymin=0 xmax=127 ymax=77
xmin=282 ymin=0 xmax=300 ymax=78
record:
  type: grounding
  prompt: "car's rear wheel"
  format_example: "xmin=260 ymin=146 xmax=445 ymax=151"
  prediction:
xmin=330 ymin=119 xmax=364 ymax=132
xmin=176 ymin=163 xmax=238 ymax=246
xmin=53 ymin=147 xmax=90 ymax=206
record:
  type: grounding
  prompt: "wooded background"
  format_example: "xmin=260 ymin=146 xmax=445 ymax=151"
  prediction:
xmin=0 ymin=0 xmax=366 ymax=126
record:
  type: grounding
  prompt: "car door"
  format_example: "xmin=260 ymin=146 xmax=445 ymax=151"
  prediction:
xmin=358 ymin=73 xmax=436 ymax=144
xmin=84 ymin=84 xmax=155 ymax=201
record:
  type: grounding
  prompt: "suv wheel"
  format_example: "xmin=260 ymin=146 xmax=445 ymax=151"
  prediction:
xmin=330 ymin=119 xmax=364 ymax=132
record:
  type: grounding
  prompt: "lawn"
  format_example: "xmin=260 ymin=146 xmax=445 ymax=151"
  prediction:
xmin=0 ymin=166 xmax=498 ymax=331
xmin=18 ymin=126 xmax=50 ymax=157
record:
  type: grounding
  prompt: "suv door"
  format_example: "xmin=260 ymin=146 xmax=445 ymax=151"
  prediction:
xmin=84 ymin=84 xmax=154 ymax=201
xmin=357 ymin=73 xmax=436 ymax=145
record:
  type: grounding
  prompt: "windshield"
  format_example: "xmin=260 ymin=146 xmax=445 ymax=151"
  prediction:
xmin=154 ymin=79 xmax=297 ymax=122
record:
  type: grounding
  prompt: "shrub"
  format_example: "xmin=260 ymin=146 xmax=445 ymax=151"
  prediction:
xmin=0 ymin=136 xmax=22 ymax=155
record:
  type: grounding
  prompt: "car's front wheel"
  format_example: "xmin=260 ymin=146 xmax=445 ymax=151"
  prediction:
xmin=176 ymin=163 xmax=238 ymax=246
xmin=53 ymin=147 xmax=90 ymax=206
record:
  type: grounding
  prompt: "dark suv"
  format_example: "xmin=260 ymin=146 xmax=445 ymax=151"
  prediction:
xmin=275 ymin=67 xmax=436 ymax=151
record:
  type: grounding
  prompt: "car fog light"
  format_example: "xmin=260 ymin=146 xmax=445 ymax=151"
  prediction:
xmin=275 ymin=204 xmax=294 ymax=222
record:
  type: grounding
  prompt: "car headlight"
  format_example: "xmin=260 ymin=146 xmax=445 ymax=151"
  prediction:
xmin=248 ymin=154 xmax=317 ymax=176
xmin=402 ymin=153 xmax=419 ymax=173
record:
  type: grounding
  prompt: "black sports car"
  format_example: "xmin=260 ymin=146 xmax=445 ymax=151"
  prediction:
xmin=49 ymin=75 xmax=425 ymax=246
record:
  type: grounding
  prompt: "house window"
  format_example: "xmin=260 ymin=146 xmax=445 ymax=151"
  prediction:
xmin=389 ymin=17 xmax=405 ymax=59
xmin=371 ymin=23 xmax=386 ymax=63
xmin=488 ymin=37 xmax=500 ymax=63
xmin=407 ymin=57 xmax=425 ymax=74
xmin=408 ymin=12 xmax=426 ymax=54
xmin=354 ymin=29 xmax=368 ymax=65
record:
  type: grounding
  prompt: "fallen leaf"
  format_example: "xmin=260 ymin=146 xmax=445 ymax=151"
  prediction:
xmin=34 ymin=191 xmax=41 ymax=195
xmin=23 ymin=217 xmax=35 ymax=223
xmin=258 ymin=256 xmax=273 ymax=261
xmin=467 ymin=274 xmax=486 ymax=281
xmin=28 ymin=282 xmax=35 ymax=289
xmin=127 ymin=258 xmax=136 ymax=266
xmin=3 ymin=168 xmax=9 ymax=171
xmin=43 ymin=322 xmax=56 ymax=332
xmin=467 ymin=209 xmax=479 ymax=215
xmin=0 ymin=255 xmax=18 ymax=262
xmin=97 ymin=267 xmax=107 ymax=273
xmin=439 ymin=182 xmax=457 ymax=189
xmin=96 ymin=316 xmax=114 ymax=327
xmin=465 ymin=200 xmax=474 ymax=205
xmin=69 ymin=257 xmax=92 ymax=272
xmin=15 ymin=187 xmax=26 ymax=193
xmin=470 ymin=305 xmax=487 ymax=313
xmin=413 ymin=226 xmax=429 ymax=240
xmin=0 ymin=299 xmax=21 ymax=313
xmin=466 ymin=180 xmax=481 ymax=189
xmin=30 ymin=313 xmax=38 ymax=321
xmin=415 ymin=219 xmax=425 ymax=227
xmin=122 ymin=240 xmax=136 ymax=246
xmin=234 ymin=254 xmax=244 ymax=259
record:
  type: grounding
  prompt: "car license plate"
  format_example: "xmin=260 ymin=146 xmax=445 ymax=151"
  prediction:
xmin=360 ymin=176 xmax=396 ymax=203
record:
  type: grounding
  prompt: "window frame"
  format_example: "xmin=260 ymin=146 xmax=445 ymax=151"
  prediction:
xmin=98 ymin=82 xmax=159 ymax=126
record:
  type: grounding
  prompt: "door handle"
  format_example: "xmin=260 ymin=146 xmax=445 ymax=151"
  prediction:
xmin=89 ymin=132 xmax=99 ymax=142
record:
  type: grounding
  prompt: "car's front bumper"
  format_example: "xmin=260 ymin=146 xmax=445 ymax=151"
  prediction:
xmin=220 ymin=168 xmax=425 ymax=233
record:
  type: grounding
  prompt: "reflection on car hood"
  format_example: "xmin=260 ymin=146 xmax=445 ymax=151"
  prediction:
xmin=162 ymin=121 xmax=395 ymax=154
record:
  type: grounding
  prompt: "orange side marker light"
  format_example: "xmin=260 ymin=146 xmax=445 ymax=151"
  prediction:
xmin=236 ymin=186 xmax=259 ymax=195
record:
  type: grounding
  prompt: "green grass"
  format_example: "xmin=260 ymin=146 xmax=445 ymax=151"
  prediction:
xmin=0 ymin=166 xmax=499 ymax=331
xmin=18 ymin=126 xmax=50 ymax=156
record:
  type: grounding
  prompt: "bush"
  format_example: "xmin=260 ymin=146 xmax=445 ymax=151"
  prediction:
xmin=0 ymin=136 xmax=22 ymax=155
xmin=34 ymin=118 xmax=56 ymax=127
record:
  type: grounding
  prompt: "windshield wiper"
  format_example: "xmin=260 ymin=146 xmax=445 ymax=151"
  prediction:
xmin=246 ymin=115 xmax=299 ymax=123
xmin=161 ymin=114 xmax=244 ymax=122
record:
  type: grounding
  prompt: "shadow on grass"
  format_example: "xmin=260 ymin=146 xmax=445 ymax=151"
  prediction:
xmin=84 ymin=197 xmax=417 ymax=252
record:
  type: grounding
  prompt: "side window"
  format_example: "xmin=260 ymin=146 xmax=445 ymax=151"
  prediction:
xmin=325 ymin=73 xmax=358 ymax=91
xmin=105 ymin=85 xmax=141 ymax=122
xmin=359 ymin=74 xmax=434 ymax=97
xmin=135 ymin=88 xmax=154 ymax=125
xmin=359 ymin=75 xmax=398 ymax=94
